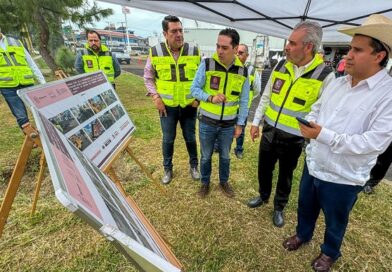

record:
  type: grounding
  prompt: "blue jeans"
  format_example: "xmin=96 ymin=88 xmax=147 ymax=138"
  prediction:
xmin=234 ymin=125 xmax=246 ymax=153
xmin=160 ymin=105 xmax=198 ymax=171
xmin=235 ymin=117 xmax=247 ymax=154
xmin=296 ymin=163 xmax=363 ymax=261
xmin=199 ymin=122 xmax=235 ymax=184
xmin=1 ymin=86 xmax=31 ymax=128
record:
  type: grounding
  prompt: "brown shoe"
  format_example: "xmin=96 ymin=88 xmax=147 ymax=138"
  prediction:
xmin=282 ymin=235 xmax=304 ymax=251
xmin=198 ymin=184 xmax=210 ymax=198
xmin=311 ymin=253 xmax=334 ymax=272
xmin=219 ymin=182 xmax=235 ymax=198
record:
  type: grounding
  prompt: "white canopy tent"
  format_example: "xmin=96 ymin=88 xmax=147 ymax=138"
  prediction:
xmin=99 ymin=0 xmax=392 ymax=43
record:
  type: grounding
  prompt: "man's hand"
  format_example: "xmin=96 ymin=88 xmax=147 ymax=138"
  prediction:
xmin=250 ymin=125 xmax=260 ymax=142
xmin=212 ymin=93 xmax=226 ymax=104
xmin=234 ymin=125 xmax=243 ymax=138
xmin=153 ymin=97 xmax=167 ymax=117
xmin=299 ymin=121 xmax=321 ymax=139
xmin=191 ymin=99 xmax=200 ymax=108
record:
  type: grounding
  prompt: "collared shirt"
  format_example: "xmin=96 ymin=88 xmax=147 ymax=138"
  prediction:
xmin=0 ymin=35 xmax=46 ymax=84
xmin=305 ymin=69 xmax=392 ymax=186
xmin=143 ymin=44 xmax=181 ymax=96
xmin=190 ymin=59 xmax=250 ymax=126
xmin=252 ymin=56 xmax=335 ymax=126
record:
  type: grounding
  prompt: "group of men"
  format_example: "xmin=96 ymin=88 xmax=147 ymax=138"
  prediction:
xmin=1 ymin=12 xmax=392 ymax=272
xmin=143 ymin=14 xmax=392 ymax=272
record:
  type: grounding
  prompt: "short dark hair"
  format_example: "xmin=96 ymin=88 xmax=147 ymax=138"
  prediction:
xmin=86 ymin=30 xmax=101 ymax=40
xmin=162 ymin=15 xmax=181 ymax=32
xmin=355 ymin=34 xmax=389 ymax=67
xmin=369 ymin=37 xmax=390 ymax=68
xmin=219 ymin=28 xmax=240 ymax=48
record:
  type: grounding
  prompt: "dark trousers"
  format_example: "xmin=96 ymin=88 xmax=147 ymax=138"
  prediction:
xmin=365 ymin=141 xmax=392 ymax=188
xmin=160 ymin=105 xmax=198 ymax=171
xmin=296 ymin=163 xmax=363 ymax=260
xmin=257 ymin=134 xmax=303 ymax=211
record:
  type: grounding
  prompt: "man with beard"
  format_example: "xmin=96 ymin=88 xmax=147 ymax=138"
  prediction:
xmin=75 ymin=30 xmax=121 ymax=88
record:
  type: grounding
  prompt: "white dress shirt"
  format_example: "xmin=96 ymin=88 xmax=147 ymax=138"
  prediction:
xmin=252 ymin=56 xmax=335 ymax=126
xmin=306 ymin=69 xmax=392 ymax=186
xmin=247 ymin=65 xmax=262 ymax=98
xmin=0 ymin=34 xmax=46 ymax=84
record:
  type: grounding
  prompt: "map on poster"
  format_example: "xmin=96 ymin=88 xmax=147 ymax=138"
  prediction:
xmin=32 ymin=109 xmax=181 ymax=272
xmin=18 ymin=71 xmax=135 ymax=168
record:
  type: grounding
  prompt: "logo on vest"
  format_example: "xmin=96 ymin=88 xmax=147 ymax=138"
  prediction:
xmin=272 ymin=78 xmax=285 ymax=94
xmin=210 ymin=76 xmax=220 ymax=90
xmin=86 ymin=60 xmax=93 ymax=68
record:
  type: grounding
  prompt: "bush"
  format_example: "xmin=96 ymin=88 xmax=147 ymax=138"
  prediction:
xmin=55 ymin=46 xmax=76 ymax=72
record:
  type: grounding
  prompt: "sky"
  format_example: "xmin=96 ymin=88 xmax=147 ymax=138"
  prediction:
xmin=90 ymin=0 xmax=223 ymax=38
xmin=92 ymin=1 xmax=164 ymax=37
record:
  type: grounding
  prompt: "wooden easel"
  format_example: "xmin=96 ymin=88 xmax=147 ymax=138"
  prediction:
xmin=0 ymin=71 xmax=167 ymax=239
xmin=0 ymin=133 xmax=180 ymax=269
xmin=0 ymin=133 xmax=41 ymax=237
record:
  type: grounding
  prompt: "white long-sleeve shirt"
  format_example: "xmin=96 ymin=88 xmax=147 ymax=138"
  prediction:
xmin=306 ymin=69 xmax=392 ymax=186
xmin=0 ymin=34 xmax=46 ymax=84
xmin=252 ymin=57 xmax=335 ymax=126
xmin=247 ymin=65 xmax=262 ymax=98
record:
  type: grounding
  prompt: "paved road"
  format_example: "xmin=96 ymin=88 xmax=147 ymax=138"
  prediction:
xmin=120 ymin=60 xmax=392 ymax=182
xmin=120 ymin=58 xmax=146 ymax=77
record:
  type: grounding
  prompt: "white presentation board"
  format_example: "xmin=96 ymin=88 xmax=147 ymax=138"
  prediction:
xmin=19 ymin=71 xmax=135 ymax=168
xmin=32 ymin=108 xmax=180 ymax=272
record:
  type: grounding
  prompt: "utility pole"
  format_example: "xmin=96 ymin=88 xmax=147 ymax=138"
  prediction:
xmin=122 ymin=6 xmax=130 ymax=46
xmin=105 ymin=21 xmax=113 ymax=46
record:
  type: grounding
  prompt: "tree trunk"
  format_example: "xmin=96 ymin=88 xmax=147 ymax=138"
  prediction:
xmin=34 ymin=10 xmax=58 ymax=72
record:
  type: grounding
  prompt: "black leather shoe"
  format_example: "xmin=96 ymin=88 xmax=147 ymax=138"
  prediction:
xmin=273 ymin=210 xmax=284 ymax=227
xmin=161 ymin=169 xmax=173 ymax=184
xmin=247 ymin=196 xmax=266 ymax=208
xmin=363 ymin=185 xmax=373 ymax=194
xmin=190 ymin=167 xmax=200 ymax=181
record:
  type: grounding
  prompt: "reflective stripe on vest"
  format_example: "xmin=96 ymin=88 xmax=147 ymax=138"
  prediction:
xmin=0 ymin=36 xmax=35 ymax=87
xmin=81 ymin=44 xmax=115 ymax=82
xmin=264 ymin=54 xmax=332 ymax=136
xmin=150 ymin=42 xmax=200 ymax=108
xmin=247 ymin=65 xmax=256 ymax=108
xmin=199 ymin=53 xmax=248 ymax=121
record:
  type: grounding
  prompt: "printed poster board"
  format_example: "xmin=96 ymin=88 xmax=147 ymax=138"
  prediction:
xmin=18 ymin=71 xmax=134 ymax=169
xmin=31 ymin=108 xmax=181 ymax=272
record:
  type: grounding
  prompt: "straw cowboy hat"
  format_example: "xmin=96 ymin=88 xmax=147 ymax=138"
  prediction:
xmin=338 ymin=14 xmax=392 ymax=53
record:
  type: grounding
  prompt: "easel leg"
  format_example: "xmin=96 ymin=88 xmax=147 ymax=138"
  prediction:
xmin=0 ymin=136 xmax=34 ymax=238
xmin=106 ymin=167 xmax=128 ymax=196
xmin=31 ymin=152 xmax=46 ymax=216
xmin=125 ymin=147 xmax=167 ymax=195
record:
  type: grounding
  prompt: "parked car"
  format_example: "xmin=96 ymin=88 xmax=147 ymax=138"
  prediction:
xmin=110 ymin=48 xmax=131 ymax=64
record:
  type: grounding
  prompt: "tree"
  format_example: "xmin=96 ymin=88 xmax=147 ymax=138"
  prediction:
xmin=0 ymin=0 xmax=113 ymax=72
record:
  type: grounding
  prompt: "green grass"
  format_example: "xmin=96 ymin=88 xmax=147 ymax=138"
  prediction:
xmin=1 ymin=72 xmax=391 ymax=271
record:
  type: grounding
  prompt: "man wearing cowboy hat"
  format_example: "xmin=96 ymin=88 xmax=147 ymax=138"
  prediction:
xmin=282 ymin=14 xmax=392 ymax=272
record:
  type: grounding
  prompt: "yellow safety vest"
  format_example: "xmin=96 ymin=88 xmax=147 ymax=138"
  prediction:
xmin=81 ymin=44 xmax=115 ymax=83
xmin=247 ymin=65 xmax=256 ymax=108
xmin=199 ymin=53 xmax=248 ymax=121
xmin=0 ymin=36 xmax=35 ymax=88
xmin=150 ymin=42 xmax=200 ymax=108
xmin=264 ymin=55 xmax=332 ymax=136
